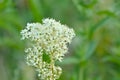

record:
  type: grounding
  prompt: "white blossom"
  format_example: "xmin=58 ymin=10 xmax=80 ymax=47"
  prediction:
xmin=21 ymin=18 xmax=75 ymax=80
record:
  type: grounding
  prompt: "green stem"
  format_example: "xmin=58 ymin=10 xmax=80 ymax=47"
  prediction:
xmin=50 ymin=56 xmax=54 ymax=80
xmin=79 ymin=67 xmax=84 ymax=80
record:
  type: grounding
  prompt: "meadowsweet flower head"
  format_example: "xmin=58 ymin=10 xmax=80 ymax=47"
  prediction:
xmin=21 ymin=18 xmax=75 ymax=80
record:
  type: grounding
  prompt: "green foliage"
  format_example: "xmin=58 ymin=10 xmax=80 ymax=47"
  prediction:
xmin=0 ymin=0 xmax=120 ymax=80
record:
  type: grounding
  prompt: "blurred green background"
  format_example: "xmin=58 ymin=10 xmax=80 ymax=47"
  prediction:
xmin=0 ymin=0 xmax=120 ymax=80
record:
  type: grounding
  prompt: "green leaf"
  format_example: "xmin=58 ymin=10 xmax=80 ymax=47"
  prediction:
xmin=102 ymin=56 xmax=120 ymax=66
xmin=0 ymin=20 xmax=20 ymax=37
xmin=86 ymin=41 xmax=98 ymax=58
xmin=81 ymin=40 xmax=99 ymax=62
xmin=79 ymin=0 xmax=97 ymax=8
xmin=0 ymin=37 xmax=23 ymax=49
xmin=42 ymin=51 xmax=51 ymax=63
xmin=60 ymin=57 xmax=79 ymax=65
xmin=28 ymin=0 xmax=43 ymax=22
xmin=0 ymin=0 xmax=8 ymax=10
xmin=97 ymin=10 xmax=116 ymax=17
xmin=89 ymin=17 xmax=110 ymax=39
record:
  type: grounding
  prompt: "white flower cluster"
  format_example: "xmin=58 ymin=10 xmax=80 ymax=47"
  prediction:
xmin=21 ymin=18 xmax=75 ymax=80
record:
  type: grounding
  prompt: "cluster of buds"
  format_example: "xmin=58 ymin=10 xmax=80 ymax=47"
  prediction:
xmin=20 ymin=18 xmax=75 ymax=80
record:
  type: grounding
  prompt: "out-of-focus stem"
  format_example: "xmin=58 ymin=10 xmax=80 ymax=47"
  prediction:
xmin=79 ymin=67 xmax=84 ymax=80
